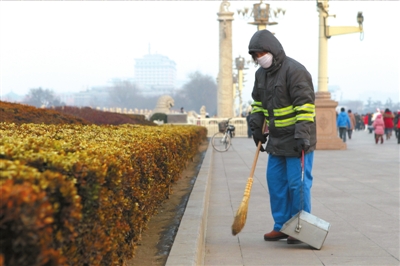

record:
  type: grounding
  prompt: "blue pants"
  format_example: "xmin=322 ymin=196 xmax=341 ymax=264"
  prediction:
xmin=266 ymin=152 xmax=314 ymax=231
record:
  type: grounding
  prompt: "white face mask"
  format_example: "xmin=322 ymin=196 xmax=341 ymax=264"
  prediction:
xmin=257 ymin=52 xmax=273 ymax=69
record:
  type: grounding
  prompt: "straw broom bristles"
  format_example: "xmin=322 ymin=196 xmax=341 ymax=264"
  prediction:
xmin=231 ymin=176 xmax=254 ymax=235
xmin=231 ymin=141 xmax=262 ymax=236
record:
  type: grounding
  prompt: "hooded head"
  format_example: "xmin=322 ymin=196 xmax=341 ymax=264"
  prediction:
xmin=248 ymin=30 xmax=286 ymax=67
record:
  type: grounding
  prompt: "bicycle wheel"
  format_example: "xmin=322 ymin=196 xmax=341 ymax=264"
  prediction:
xmin=211 ymin=132 xmax=231 ymax=152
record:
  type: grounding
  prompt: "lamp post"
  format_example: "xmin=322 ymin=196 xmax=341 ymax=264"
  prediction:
xmin=315 ymin=0 xmax=364 ymax=150
xmin=234 ymin=1 xmax=283 ymax=118
xmin=237 ymin=1 xmax=285 ymax=31
xmin=235 ymin=55 xmax=247 ymax=117
xmin=232 ymin=73 xmax=238 ymax=116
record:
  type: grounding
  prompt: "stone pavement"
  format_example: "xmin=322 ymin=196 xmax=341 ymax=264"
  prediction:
xmin=166 ymin=131 xmax=399 ymax=266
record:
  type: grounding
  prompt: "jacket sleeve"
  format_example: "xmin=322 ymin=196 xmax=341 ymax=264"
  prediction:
xmin=249 ymin=75 xmax=265 ymax=132
xmin=288 ymin=67 xmax=315 ymax=140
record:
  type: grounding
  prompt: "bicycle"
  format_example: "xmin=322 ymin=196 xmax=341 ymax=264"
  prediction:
xmin=211 ymin=118 xmax=236 ymax=152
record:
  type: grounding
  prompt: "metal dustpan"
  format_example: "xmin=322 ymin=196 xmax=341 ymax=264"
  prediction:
xmin=280 ymin=210 xmax=330 ymax=250
xmin=280 ymin=151 xmax=331 ymax=250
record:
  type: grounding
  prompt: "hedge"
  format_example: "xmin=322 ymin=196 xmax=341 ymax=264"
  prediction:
xmin=0 ymin=123 xmax=207 ymax=265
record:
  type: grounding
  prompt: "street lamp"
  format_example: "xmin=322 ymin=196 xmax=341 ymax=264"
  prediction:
xmin=234 ymin=55 xmax=249 ymax=117
xmin=232 ymin=73 xmax=238 ymax=116
xmin=357 ymin=12 xmax=364 ymax=40
xmin=317 ymin=1 xmax=364 ymax=40
xmin=237 ymin=1 xmax=285 ymax=31
xmin=315 ymin=0 xmax=365 ymax=150
xmin=316 ymin=0 xmax=364 ymax=95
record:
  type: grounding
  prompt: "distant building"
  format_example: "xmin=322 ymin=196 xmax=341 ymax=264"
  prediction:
xmin=1 ymin=91 xmax=23 ymax=102
xmin=73 ymin=86 xmax=110 ymax=107
xmin=56 ymin=92 xmax=76 ymax=106
xmin=134 ymin=53 xmax=177 ymax=97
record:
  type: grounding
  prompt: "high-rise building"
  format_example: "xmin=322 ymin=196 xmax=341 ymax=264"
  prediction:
xmin=134 ymin=53 xmax=177 ymax=97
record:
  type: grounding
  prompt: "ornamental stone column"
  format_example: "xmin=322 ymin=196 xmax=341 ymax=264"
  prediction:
xmin=217 ymin=0 xmax=234 ymax=118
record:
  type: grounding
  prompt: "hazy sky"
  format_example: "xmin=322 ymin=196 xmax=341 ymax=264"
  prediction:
xmin=1 ymin=1 xmax=399 ymax=105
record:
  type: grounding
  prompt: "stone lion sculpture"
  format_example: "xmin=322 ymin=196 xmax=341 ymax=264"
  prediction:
xmin=153 ymin=95 xmax=174 ymax=114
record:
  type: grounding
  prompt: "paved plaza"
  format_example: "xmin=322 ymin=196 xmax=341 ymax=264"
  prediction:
xmin=167 ymin=130 xmax=399 ymax=266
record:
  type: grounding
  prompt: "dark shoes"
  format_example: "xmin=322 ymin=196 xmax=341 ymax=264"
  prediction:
xmin=263 ymin=230 xmax=303 ymax=245
xmin=263 ymin=230 xmax=288 ymax=241
xmin=287 ymin=236 xmax=302 ymax=244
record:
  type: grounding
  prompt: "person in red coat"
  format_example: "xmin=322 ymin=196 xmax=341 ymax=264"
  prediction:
xmin=363 ymin=113 xmax=368 ymax=131
xmin=383 ymin=108 xmax=394 ymax=140
xmin=364 ymin=113 xmax=373 ymax=133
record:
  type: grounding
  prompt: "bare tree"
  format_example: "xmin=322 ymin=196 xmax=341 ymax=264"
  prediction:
xmin=175 ymin=71 xmax=217 ymax=115
xmin=339 ymin=100 xmax=364 ymax=114
xmin=385 ymin=98 xmax=394 ymax=110
xmin=23 ymin=87 xmax=63 ymax=107
xmin=108 ymin=80 xmax=142 ymax=109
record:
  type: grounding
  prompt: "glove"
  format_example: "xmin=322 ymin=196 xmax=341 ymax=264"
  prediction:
xmin=294 ymin=138 xmax=310 ymax=157
xmin=252 ymin=129 xmax=267 ymax=152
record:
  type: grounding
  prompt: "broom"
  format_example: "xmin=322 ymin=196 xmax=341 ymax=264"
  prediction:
xmin=231 ymin=121 xmax=267 ymax=236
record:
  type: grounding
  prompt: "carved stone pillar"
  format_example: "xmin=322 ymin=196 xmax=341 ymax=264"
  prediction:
xmin=217 ymin=0 xmax=234 ymax=118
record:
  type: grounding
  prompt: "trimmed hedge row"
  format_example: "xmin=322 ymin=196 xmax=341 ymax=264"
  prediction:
xmin=51 ymin=106 xmax=156 ymax=126
xmin=0 ymin=101 xmax=158 ymax=126
xmin=0 ymin=162 xmax=76 ymax=266
xmin=0 ymin=101 xmax=89 ymax=125
xmin=0 ymin=123 xmax=208 ymax=265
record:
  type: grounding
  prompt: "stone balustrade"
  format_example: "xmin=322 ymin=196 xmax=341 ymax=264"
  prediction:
xmin=92 ymin=106 xmax=250 ymax=138
xmin=187 ymin=117 xmax=249 ymax=138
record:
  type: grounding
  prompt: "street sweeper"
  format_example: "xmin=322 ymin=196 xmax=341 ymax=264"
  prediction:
xmin=248 ymin=29 xmax=317 ymax=245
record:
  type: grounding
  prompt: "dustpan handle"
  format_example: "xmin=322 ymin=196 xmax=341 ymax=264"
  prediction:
xmin=296 ymin=150 xmax=305 ymax=232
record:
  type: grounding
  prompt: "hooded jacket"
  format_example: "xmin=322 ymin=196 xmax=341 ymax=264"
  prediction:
xmin=336 ymin=111 xmax=351 ymax=128
xmin=248 ymin=30 xmax=316 ymax=156
xmin=383 ymin=110 xmax=394 ymax=129
xmin=372 ymin=114 xmax=385 ymax=135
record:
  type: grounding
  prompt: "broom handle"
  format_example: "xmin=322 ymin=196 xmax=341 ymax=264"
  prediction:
xmin=249 ymin=142 xmax=262 ymax=177
xmin=249 ymin=120 xmax=267 ymax=177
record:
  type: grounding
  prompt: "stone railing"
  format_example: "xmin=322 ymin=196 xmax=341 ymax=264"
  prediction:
xmin=187 ymin=117 xmax=249 ymax=138
xmin=92 ymin=106 xmax=250 ymax=137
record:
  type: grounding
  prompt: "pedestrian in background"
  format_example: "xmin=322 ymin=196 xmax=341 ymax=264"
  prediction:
xmin=383 ymin=108 xmax=394 ymax=140
xmin=246 ymin=111 xmax=252 ymax=138
xmin=366 ymin=113 xmax=374 ymax=134
xmin=363 ymin=113 xmax=370 ymax=132
xmin=248 ymin=29 xmax=316 ymax=245
xmin=347 ymin=109 xmax=356 ymax=139
xmin=355 ymin=113 xmax=363 ymax=130
xmin=372 ymin=108 xmax=381 ymax=122
xmin=337 ymin=107 xmax=351 ymax=142
xmin=395 ymin=111 xmax=400 ymax=144
xmin=372 ymin=113 xmax=385 ymax=144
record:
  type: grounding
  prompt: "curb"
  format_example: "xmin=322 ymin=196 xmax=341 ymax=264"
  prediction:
xmin=165 ymin=141 xmax=213 ymax=266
